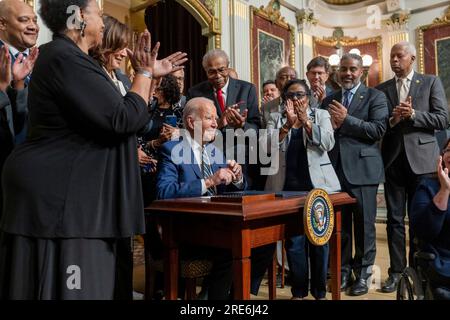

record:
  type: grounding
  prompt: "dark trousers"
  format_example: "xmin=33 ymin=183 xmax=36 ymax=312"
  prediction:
xmin=250 ymin=244 xmax=277 ymax=295
xmin=338 ymin=172 xmax=378 ymax=279
xmin=384 ymin=150 xmax=432 ymax=274
xmin=285 ymin=235 xmax=329 ymax=299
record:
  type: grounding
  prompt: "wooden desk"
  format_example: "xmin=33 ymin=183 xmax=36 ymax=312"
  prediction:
xmin=146 ymin=192 xmax=356 ymax=300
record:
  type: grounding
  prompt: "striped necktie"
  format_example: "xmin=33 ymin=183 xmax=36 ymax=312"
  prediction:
xmin=14 ymin=52 xmax=31 ymax=85
xmin=202 ymin=147 xmax=216 ymax=196
xmin=342 ymin=90 xmax=352 ymax=108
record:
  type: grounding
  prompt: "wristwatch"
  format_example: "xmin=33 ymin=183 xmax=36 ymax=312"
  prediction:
xmin=137 ymin=69 xmax=153 ymax=79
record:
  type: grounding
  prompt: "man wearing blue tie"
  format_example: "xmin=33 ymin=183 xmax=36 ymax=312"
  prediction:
xmin=0 ymin=0 xmax=40 ymax=145
xmin=157 ymin=97 xmax=275 ymax=299
xmin=0 ymin=0 xmax=39 ymax=220
xmin=156 ymin=97 xmax=244 ymax=299
xmin=321 ymin=53 xmax=388 ymax=296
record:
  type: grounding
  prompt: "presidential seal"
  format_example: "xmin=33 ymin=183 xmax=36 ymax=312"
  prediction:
xmin=303 ymin=189 xmax=334 ymax=246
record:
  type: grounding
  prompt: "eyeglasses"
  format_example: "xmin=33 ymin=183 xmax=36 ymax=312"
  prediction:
xmin=285 ymin=92 xmax=308 ymax=100
xmin=206 ymin=67 xmax=228 ymax=76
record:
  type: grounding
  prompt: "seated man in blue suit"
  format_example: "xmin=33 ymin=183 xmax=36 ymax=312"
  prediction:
xmin=157 ymin=97 xmax=243 ymax=300
xmin=157 ymin=97 xmax=274 ymax=299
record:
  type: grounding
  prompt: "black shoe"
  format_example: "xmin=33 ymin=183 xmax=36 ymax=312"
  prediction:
xmin=381 ymin=274 xmax=401 ymax=293
xmin=341 ymin=273 xmax=354 ymax=292
xmin=348 ymin=278 xmax=369 ymax=296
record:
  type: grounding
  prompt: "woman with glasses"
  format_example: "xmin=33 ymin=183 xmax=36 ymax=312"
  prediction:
xmin=261 ymin=79 xmax=340 ymax=300
xmin=409 ymin=138 xmax=450 ymax=299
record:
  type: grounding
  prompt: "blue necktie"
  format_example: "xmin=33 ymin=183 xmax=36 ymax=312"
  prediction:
xmin=14 ymin=52 xmax=31 ymax=85
xmin=343 ymin=90 xmax=352 ymax=108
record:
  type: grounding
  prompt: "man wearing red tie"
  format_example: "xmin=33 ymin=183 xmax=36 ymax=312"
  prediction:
xmin=187 ymin=49 xmax=260 ymax=133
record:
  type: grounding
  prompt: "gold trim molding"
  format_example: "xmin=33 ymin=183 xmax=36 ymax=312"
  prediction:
xmin=313 ymin=35 xmax=383 ymax=82
xmin=131 ymin=0 xmax=221 ymax=49
xmin=417 ymin=6 xmax=450 ymax=73
xmin=322 ymin=0 xmax=365 ymax=4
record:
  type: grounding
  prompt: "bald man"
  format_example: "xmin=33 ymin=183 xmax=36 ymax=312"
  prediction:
xmin=376 ymin=42 xmax=449 ymax=293
xmin=0 ymin=0 xmax=39 ymax=219
xmin=260 ymin=66 xmax=297 ymax=129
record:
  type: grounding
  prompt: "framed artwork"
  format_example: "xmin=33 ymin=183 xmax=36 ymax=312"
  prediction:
xmin=313 ymin=36 xmax=383 ymax=87
xmin=417 ymin=10 xmax=450 ymax=107
xmin=250 ymin=5 xmax=295 ymax=101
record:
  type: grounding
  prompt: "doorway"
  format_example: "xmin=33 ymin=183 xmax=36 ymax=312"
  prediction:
xmin=144 ymin=1 xmax=209 ymax=92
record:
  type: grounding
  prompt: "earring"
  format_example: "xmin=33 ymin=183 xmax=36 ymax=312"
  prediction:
xmin=80 ymin=21 xmax=87 ymax=37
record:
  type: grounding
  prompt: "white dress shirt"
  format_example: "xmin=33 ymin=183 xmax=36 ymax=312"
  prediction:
xmin=184 ymin=133 xmax=244 ymax=195
xmin=390 ymin=69 xmax=415 ymax=127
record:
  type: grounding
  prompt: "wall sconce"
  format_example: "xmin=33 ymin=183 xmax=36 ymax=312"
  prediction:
xmin=362 ymin=54 xmax=373 ymax=86
xmin=328 ymin=54 xmax=341 ymax=90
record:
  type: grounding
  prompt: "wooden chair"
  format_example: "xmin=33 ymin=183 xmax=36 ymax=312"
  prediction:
xmin=144 ymin=217 xmax=278 ymax=300
xmin=145 ymin=257 xmax=212 ymax=300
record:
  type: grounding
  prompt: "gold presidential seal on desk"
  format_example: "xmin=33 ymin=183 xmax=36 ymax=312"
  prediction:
xmin=303 ymin=189 xmax=334 ymax=246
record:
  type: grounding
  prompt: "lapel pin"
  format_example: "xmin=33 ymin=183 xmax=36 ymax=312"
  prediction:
xmin=360 ymin=96 xmax=364 ymax=99
xmin=416 ymin=80 xmax=420 ymax=84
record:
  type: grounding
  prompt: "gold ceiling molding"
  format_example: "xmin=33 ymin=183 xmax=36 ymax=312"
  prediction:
xmin=433 ymin=5 xmax=450 ymax=24
xmin=130 ymin=0 xmax=221 ymax=49
xmin=322 ymin=0 xmax=365 ymax=5
xmin=255 ymin=0 xmax=288 ymax=29
xmin=417 ymin=6 xmax=450 ymax=74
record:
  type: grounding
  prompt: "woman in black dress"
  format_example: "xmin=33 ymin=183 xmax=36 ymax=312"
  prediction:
xmin=138 ymin=74 xmax=183 ymax=205
xmin=0 ymin=0 xmax=186 ymax=300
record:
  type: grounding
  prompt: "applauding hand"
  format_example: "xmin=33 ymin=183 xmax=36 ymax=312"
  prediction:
xmin=12 ymin=47 xmax=39 ymax=89
xmin=0 ymin=45 xmax=12 ymax=92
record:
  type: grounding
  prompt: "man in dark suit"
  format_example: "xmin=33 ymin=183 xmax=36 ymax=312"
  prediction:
xmin=187 ymin=49 xmax=259 ymax=132
xmin=0 ymin=0 xmax=38 ymax=220
xmin=261 ymin=66 xmax=297 ymax=129
xmin=187 ymin=49 xmax=261 ymax=190
xmin=321 ymin=53 xmax=388 ymax=296
xmin=306 ymin=56 xmax=335 ymax=105
xmin=376 ymin=41 xmax=449 ymax=293
xmin=0 ymin=0 xmax=39 ymax=144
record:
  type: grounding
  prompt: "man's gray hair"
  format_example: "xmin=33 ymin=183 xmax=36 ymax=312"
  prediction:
xmin=183 ymin=97 xmax=215 ymax=127
xmin=393 ymin=41 xmax=417 ymax=57
xmin=202 ymin=49 xmax=230 ymax=70
xmin=341 ymin=53 xmax=363 ymax=68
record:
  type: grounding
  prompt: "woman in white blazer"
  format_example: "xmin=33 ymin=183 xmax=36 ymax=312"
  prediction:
xmin=260 ymin=79 xmax=340 ymax=300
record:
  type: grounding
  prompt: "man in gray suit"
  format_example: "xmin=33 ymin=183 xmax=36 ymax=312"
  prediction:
xmin=376 ymin=42 xmax=449 ymax=293
xmin=260 ymin=66 xmax=297 ymax=129
xmin=321 ymin=53 xmax=388 ymax=296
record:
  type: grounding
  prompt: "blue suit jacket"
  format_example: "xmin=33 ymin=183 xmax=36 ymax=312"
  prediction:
xmin=156 ymin=138 xmax=246 ymax=199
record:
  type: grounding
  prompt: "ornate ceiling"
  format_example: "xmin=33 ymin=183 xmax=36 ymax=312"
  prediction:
xmin=322 ymin=0 xmax=366 ymax=4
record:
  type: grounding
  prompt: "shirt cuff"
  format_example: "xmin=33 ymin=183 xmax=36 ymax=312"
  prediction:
xmin=201 ymin=179 xmax=207 ymax=195
xmin=389 ymin=116 xmax=398 ymax=128
xmin=233 ymin=176 xmax=245 ymax=189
